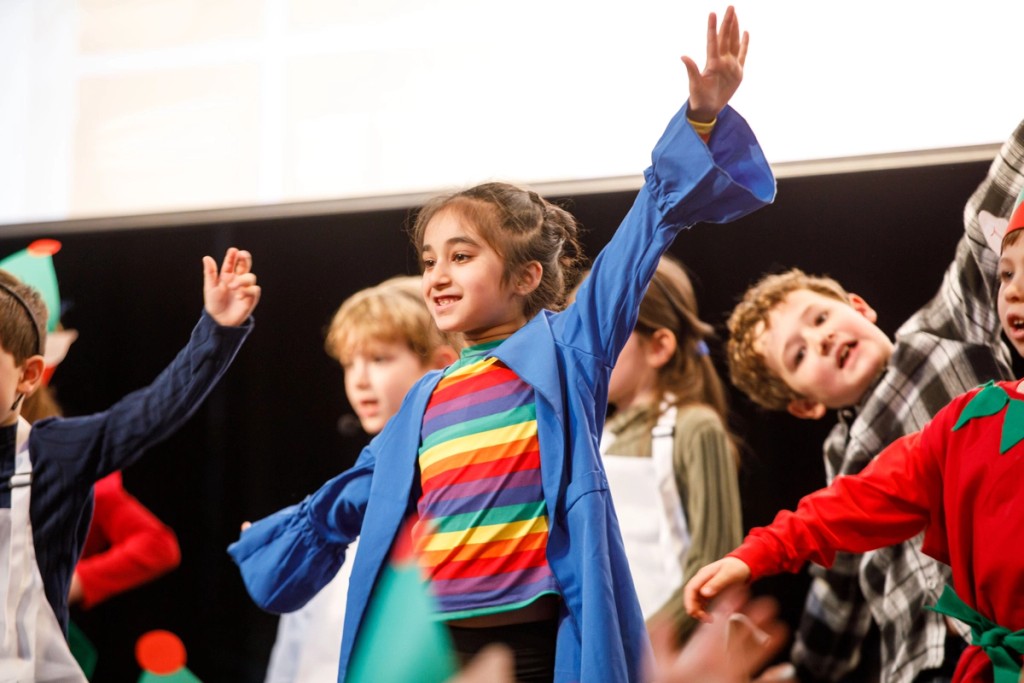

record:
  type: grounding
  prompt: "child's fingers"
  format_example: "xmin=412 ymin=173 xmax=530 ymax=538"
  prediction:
xmin=705 ymin=11 xmax=719 ymax=63
xmin=227 ymin=273 xmax=258 ymax=289
xmin=680 ymin=55 xmax=701 ymax=84
xmin=220 ymin=247 xmax=239 ymax=279
xmin=244 ymin=285 xmax=262 ymax=304
xmin=738 ymin=31 xmax=749 ymax=67
xmin=684 ymin=564 xmax=722 ymax=620
xmin=202 ymin=255 xmax=218 ymax=288
xmin=236 ymin=285 xmax=262 ymax=307
xmin=234 ymin=249 xmax=253 ymax=275
xmin=723 ymin=6 xmax=739 ymax=57
xmin=700 ymin=572 xmax=733 ymax=606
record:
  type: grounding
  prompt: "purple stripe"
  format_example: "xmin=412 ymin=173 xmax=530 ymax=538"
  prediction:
xmin=431 ymin=565 xmax=556 ymax=600
xmin=421 ymin=481 xmax=546 ymax=520
xmin=420 ymin=469 xmax=541 ymax=508
xmin=428 ymin=378 xmax=525 ymax=419
xmin=422 ymin=384 xmax=533 ymax=437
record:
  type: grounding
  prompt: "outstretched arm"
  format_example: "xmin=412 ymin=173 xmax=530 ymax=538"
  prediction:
xmin=687 ymin=427 xmax=944 ymax=623
xmin=70 ymin=472 xmax=181 ymax=609
xmin=203 ymin=247 xmax=261 ymax=326
xmin=558 ymin=6 xmax=773 ymax=364
xmin=682 ymin=5 xmax=748 ymax=123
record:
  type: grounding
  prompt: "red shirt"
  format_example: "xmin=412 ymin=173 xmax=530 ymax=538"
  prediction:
xmin=733 ymin=379 xmax=1024 ymax=683
xmin=75 ymin=472 xmax=181 ymax=609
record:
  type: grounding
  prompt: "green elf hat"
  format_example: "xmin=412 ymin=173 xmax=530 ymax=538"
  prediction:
xmin=1009 ymin=187 xmax=1024 ymax=237
xmin=0 ymin=239 xmax=62 ymax=332
xmin=0 ymin=239 xmax=77 ymax=385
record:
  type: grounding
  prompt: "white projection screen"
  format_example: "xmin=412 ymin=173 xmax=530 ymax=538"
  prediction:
xmin=2 ymin=0 xmax=1023 ymax=229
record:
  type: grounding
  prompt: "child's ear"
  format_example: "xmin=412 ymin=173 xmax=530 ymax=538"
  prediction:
xmin=847 ymin=293 xmax=878 ymax=323
xmin=645 ymin=329 xmax=678 ymax=370
xmin=430 ymin=345 xmax=459 ymax=369
xmin=513 ymin=261 xmax=543 ymax=297
xmin=786 ymin=397 xmax=827 ymax=420
xmin=17 ymin=356 xmax=46 ymax=397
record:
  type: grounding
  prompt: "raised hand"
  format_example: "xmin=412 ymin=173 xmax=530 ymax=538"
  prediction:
xmin=203 ymin=248 xmax=261 ymax=327
xmin=681 ymin=6 xmax=749 ymax=123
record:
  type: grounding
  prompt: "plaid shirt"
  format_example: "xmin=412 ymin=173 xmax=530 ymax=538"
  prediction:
xmin=791 ymin=120 xmax=1024 ymax=683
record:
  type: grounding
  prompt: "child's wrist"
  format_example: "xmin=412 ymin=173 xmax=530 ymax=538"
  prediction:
xmin=687 ymin=116 xmax=717 ymax=142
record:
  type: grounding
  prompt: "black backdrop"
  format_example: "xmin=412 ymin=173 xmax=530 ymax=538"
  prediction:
xmin=4 ymin=156 xmax=1019 ymax=681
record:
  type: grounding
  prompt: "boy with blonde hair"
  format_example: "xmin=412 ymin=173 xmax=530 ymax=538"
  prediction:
xmin=264 ymin=275 xmax=457 ymax=683
xmin=716 ymin=120 xmax=1024 ymax=683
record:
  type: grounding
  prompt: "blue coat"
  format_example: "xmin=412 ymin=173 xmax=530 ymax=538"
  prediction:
xmin=230 ymin=102 xmax=774 ymax=682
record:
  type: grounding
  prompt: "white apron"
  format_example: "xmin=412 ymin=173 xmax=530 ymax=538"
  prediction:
xmin=263 ymin=539 xmax=357 ymax=683
xmin=600 ymin=405 xmax=690 ymax=619
xmin=0 ymin=417 xmax=87 ymax=682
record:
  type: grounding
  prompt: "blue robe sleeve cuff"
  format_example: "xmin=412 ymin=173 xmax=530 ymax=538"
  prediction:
xmin=228 ymin=499 xmax=348 ymax=613
xmin=644 ymin=103 xmax=776 ymax=227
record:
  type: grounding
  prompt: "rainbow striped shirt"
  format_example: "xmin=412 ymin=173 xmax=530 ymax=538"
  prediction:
xmin=414 ymin=341 xmax=559 ymax=619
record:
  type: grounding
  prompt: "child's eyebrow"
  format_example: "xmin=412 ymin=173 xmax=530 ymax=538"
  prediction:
xmin=799 ymin=304 xmax=818 ymax=324
xmin=421 ymin=235 xmax=480 ymax=252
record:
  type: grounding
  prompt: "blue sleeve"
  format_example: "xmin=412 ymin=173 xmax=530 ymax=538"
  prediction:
xmin=34 ymin=312 xmax=252 ymax=480
xmin=560 ymin=103 xmax=775 ymax=365
xmin=228 ymin=446 xmax=375 ymax=613
xmin=28 ymin=311 xmax=252 ymax=633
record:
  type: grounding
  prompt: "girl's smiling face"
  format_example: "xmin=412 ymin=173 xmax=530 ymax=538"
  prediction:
xmin=420 ymin=209 xmax=530 ymax=346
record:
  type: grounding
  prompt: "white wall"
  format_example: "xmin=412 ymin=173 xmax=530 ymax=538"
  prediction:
xmin=2 ymin=0 xmax=1023 ymax=226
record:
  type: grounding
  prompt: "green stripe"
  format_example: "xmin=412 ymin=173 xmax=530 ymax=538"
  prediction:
xmin=421 ymin=403 xmax=536 ymax=452
xmin=432 ymin=501 xmax=547 ymax=534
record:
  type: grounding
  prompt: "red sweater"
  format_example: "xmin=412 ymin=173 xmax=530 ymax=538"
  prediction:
xmin=732 ymin=379 xmax=1024 ymax=683
xmin=75 ymin=472 xmax=181 ymax=609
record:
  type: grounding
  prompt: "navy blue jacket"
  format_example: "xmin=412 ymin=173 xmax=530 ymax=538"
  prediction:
xmin=1 ymin=312 xmax=251 ymax=632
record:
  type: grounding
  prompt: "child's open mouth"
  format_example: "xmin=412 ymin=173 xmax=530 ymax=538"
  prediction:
xmin=837 ymin=341 xmax=856 ymax=369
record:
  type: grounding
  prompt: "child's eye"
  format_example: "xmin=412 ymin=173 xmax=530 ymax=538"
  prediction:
xmin=422 ymin=257 xmax=436 ymax=269
xmin=794 ymin=347 xmax=806 ymax=367
xmin=453 ymin=253 xmax=470 ymax=263
xmin=1000 ymin=269 xmax=1013 ymax=282
xmin=814 ymin=312 xmax=827 ymax=325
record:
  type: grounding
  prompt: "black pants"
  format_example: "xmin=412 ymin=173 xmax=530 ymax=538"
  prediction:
xmin=447 ymin=618 xmax=558 ymax=683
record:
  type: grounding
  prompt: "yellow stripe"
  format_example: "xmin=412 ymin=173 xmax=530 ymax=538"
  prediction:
xmin=419 ymin=517 xmax=549 ymax=553
xmin=419 ymin=421 xmax=537 ymax=471
xmin=437 ymin=357 xmax=499 ymax=388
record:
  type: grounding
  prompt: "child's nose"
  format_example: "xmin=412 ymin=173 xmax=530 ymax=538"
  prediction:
xmin=351 ymin=360 xmax=371 ymax=385
xmin=1005 ymin=274 xmax=1024 ymax=301
xmin=811 ymin=329 xmax=834 ymax=355
xmin=427 ymin=263 xmax=450 ymax=288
